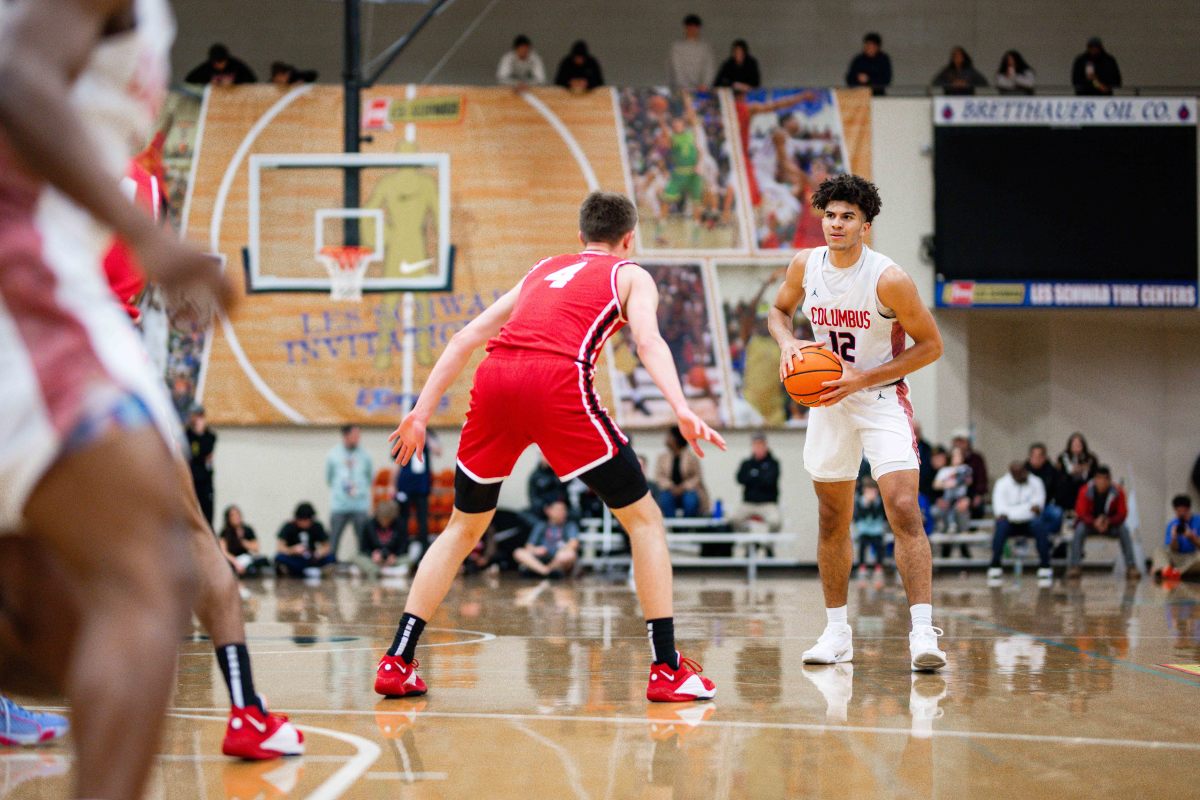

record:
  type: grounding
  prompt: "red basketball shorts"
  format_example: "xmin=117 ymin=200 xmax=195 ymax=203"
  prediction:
xmin=456 ymin=354 xmax=629 ymax=483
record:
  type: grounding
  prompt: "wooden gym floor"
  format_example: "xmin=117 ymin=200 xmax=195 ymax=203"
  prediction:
xmin=7 ymin=571 xmax=1200 ymax=799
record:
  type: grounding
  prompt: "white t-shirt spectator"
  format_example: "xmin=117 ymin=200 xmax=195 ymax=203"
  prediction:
xmin=497 ymin=50 xmax=546 ymax=86
xmin=992 ymin=473 xmax=1045 ymax=524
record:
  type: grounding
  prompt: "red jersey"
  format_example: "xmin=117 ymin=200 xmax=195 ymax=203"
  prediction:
xmin=487 ymin=250 xmax=635 ymax=367
xmin=102 ymin=160 xmax=162 ymax=323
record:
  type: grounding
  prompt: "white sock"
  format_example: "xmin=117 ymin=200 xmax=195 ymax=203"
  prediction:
xmin=826 ymin=606 xmax=848 ymax=626
xmin=910 ymin=603 xmax=933 ymax=629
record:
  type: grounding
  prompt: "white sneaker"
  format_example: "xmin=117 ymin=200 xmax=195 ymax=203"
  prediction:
xmin=1036 ymin=567 xmax=1053 ymax=580
xmin=802 ymin=624 xmax=853 ymax=664
xmin=986 ymin=566 xmax=1003 ymax=580
xmin=909 ymin=674 xmax=947 ymax=739
xmin=909 ymin=625 xmax=947 ymax=672
xmin=802 ymin=663 xmax=854 ymax=721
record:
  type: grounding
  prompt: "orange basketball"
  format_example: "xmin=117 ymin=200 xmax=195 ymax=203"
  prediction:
xmin=782 ymin=345 xmax=843 ymax=407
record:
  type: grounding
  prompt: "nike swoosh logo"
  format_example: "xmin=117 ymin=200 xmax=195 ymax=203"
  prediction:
xmin=399 ymin=259 xmax=434 ymax=275
xmin=245 ymin=714 xmax=267 ymax=733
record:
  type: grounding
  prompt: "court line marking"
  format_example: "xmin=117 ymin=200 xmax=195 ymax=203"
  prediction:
xmin=161 ymin=707 xmax=1200 ymax=752
xmin=204 ymin=83 xmax=313 ymax=421
xmin=178 ymin=628 xmax=497 ymax=656
xmin=421 ymin=0 xmax=504 ymax=84
xmin=171 ymin=713 xmax=380 ymax=800
xmin=511 ymin=721 xmax=590 ymax=800
xmin=520 ymin=92 xmax=599 ymax=191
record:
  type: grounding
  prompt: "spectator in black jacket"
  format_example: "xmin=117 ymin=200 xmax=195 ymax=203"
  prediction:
xmin=528 ymin=456 xmax=566 ymax=521
xmin=554 ymin=40 xmax=604 ymax=93
xmin=713 ymin=39 xmax=760 ymax=90
xmin=951 ymin=430 xmax=988 ymax=517
xmin=845 ymin=32 xmax=892 ymax=96
xmin=1025 ymin=443 xmax=1064 ymax=534
xmin=1072 ymin=37 xmax=1121 ymax=96
xmin=931 ymin=46 xmax=987 ymax=96
xmin=185 ymin=43 xmax=257 ymax=86
xmin=915 ymin=422 xmax=934 ymax=500
xmin=186 ymin=404 xmax=216 ymax=529
xmin=734 ymin=433 xmax=781 ymax=532
xmin=395 ymin=433 xmax=440 ymax=565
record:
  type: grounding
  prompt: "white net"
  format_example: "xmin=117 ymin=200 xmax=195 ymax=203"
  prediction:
xmin=318 ymin=246 xmax=374 ymax=302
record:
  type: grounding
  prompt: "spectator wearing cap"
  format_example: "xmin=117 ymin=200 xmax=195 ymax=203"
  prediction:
xmin=734 ymin=433 xmax=781 ymax=532
xmin=1156 ymin=495 xmax=1200 ymax=580
xmin=845 ymin=32 xmax=892 ymax=96
xmin=1072 ymin=37 xmax=1121 ymax=96
xmin=326 ymin=425 xmax=373 ymax=563
xmin=185 ymin=43 xmax=257 ymax=86
xmin=1067 ymin=466 xmax=1139 ymax=581
xmin=667 ymin=14 xmax=716 ymax=90
xmin=554 ymin=40 xmax=605 ymax=93
xmin=950 ymin=429 xmax=989 ymax=518
xmin=274 ymin=503 xmax=334 ymax=578
xmin=186 ymin=404 xmax=217 ymax=529
xmin=497 ymin=35 xmax=546 ymax=90
xmin=713 ymin=39 xmax=761 ymax=91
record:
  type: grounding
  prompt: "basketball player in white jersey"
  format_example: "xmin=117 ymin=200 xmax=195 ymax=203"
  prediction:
xmin=768 ymin=175 xmax=947 ymax=671
xmin=0 ymin=0 xmax=236 ymax=796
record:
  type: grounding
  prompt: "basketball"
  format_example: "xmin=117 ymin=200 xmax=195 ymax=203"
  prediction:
xmin=782 ymin=345 xmax=843 ymax=407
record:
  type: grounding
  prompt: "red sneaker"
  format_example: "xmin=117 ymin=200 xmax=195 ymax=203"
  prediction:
xmin=222 ymin=706 xmax=305 ymax=760
xmin=375 ymin=655 xmax=427 ymax=697
xmin=646 ymin=656 xmax=716 ymax=703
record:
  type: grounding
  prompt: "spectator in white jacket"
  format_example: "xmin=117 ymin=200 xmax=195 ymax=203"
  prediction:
xmin=988 ymin=461 xmax=1052 ymax=582
xmin=497 ymin=35 xmax=545 ymax=90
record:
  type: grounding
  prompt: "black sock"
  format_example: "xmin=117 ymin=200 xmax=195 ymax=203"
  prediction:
xmin=388 ymin=613 xmax=426 ymax=662
xmin=646 ymin=617 xmax=679 ymax=670
xmin=215 ymin=643 xmax=265 ymax=714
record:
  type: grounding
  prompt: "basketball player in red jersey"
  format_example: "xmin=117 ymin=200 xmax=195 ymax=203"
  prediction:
xmin=0 ymin=0 xmax=234 ymax=796
xmin=377 ymin=192 xmax=725 ymax=702
xmin=102 ymin=159 xmax=304 ymax=760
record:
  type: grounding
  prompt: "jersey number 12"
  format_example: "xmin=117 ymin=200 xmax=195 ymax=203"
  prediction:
xmin=827 ymin=331 xmax=856 ymax=363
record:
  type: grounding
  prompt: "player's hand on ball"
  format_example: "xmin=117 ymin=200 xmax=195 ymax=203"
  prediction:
xmin=389 ymin=414 xmax=427 ymax=466
xmin=818 ymin=364 xmax=867 ymax=406
xmin=676 ymin=408 xmax=727 ymax=457
xmin=778 ymin=338 xmax=820 ymax=381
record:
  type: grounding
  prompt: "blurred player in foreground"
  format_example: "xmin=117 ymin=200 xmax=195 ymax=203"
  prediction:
xmin=0 ymin=0 xmax=232 ymax=796
xmin=769 ymin=175 xmax=947 ymax=672
xmin=378 ymin=192 xmax=725 ymax=702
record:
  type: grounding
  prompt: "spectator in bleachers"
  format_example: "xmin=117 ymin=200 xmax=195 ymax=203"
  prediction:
xmin=1056 ymin=432 xmax=1098 ymax=511
xmin=667 ymin=14 xmax=716 ymax=90
xmin=555 ymin=40 xmax=605 ymax=93
xmin=995 ymin=50 xmax=1036 ymax=95
xmin=185 ymin=43 xmax=257 ymax=86
xmin=914 ymin=422 xmax=934 ymax=500
xmin=275 ymin=503 xmax=335 ymax=578
xmin=655 ymin=426 xmax=710 ymax=517
xmin=1155 ymin=495 xmax=1200 ymax=580
xmin=845 ymin=32 xmax=892 ymax=96
xmin=854 ymin=480 xmax=888 ymax=578
xmin=931 ymin=46 xmax=988 ymax=95
xmin=396 ymin=431 xmax=440 ymax=565
xmin=496 ymin=35 xmax=546 ymax=89
xmin=713 ymin=39 xmax=761 ymax=90
xmin=640 ymin=453 xmax=661 ymax=499
xmin=270 ymin=61 xmax=318 ymax=86
xmin=1067 ymin=466 xmax=1139 ymax=581
xmin=186 ymin=404 xmax=216 ymax=529
xmin=528 ymin=455 xmax=566 ymax=521
xmin=514 ymin=498 xmax=580 ymax=578
xmin=218 ymin=505 xmax=270 ymax=577
xmin=734 ymin=433 xmax=781 ymax=532
xmin=988 ymin=461 xmax=1052 ymax=581
xmin=1025 ymin=443 xmax=1064 ymax=534
xmin=933 ymin=446 xmax=973 ymax=543
xmin=1072 ymin=37 xmax=1121 ymax=96
xmin=922 ymin=444 xmax=946 ymax=506
xmin=951 ymin=430 xmax=989 ymax=517
xmin=326 ymin=425 xmax=373 ymax=563
xmin=357 ymin=499 xmax=406 ymax=578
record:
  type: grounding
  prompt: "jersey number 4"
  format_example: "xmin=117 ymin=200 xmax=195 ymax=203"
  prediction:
xmin=827 ymin=331 xmax=856 ymax=363
xmin=544 ymin=261 xmax=587 ymax=289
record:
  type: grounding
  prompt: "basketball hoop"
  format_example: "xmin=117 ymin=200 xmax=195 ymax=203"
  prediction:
xmin=318 ymin=245 xmax=374 ymax=301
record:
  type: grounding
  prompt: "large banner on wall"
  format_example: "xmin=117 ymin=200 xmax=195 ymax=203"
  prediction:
xmin=183 ymin=86 xmax=871 ymax=426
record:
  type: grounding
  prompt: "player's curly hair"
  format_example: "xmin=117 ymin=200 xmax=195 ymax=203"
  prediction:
xmin=810 ymin=174 xmax=882 ymax=223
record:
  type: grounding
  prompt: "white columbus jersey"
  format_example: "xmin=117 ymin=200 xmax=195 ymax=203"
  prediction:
xmin=800 ymin=245 xmax=906 ymax=380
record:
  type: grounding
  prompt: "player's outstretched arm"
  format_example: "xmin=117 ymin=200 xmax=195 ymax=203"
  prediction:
xmin=818 ymin=265 xmax=944 ymax=405
xmin=620 ymin=266 xmax=725 ymax=457
xmin=389 ymin=284 xmax=522 ymax=465
xmin=768 ymin=248 xmax=817 ymax=379
xmin=0 ymin=0 xmax=232 ymax=310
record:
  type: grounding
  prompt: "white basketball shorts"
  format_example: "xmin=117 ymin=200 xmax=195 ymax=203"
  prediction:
xmin=803 ymin=381 xmax=919 ymax=483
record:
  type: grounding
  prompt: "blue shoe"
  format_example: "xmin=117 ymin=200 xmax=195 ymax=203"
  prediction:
xmin=0 ymin=696 xmax=68 ymax=747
